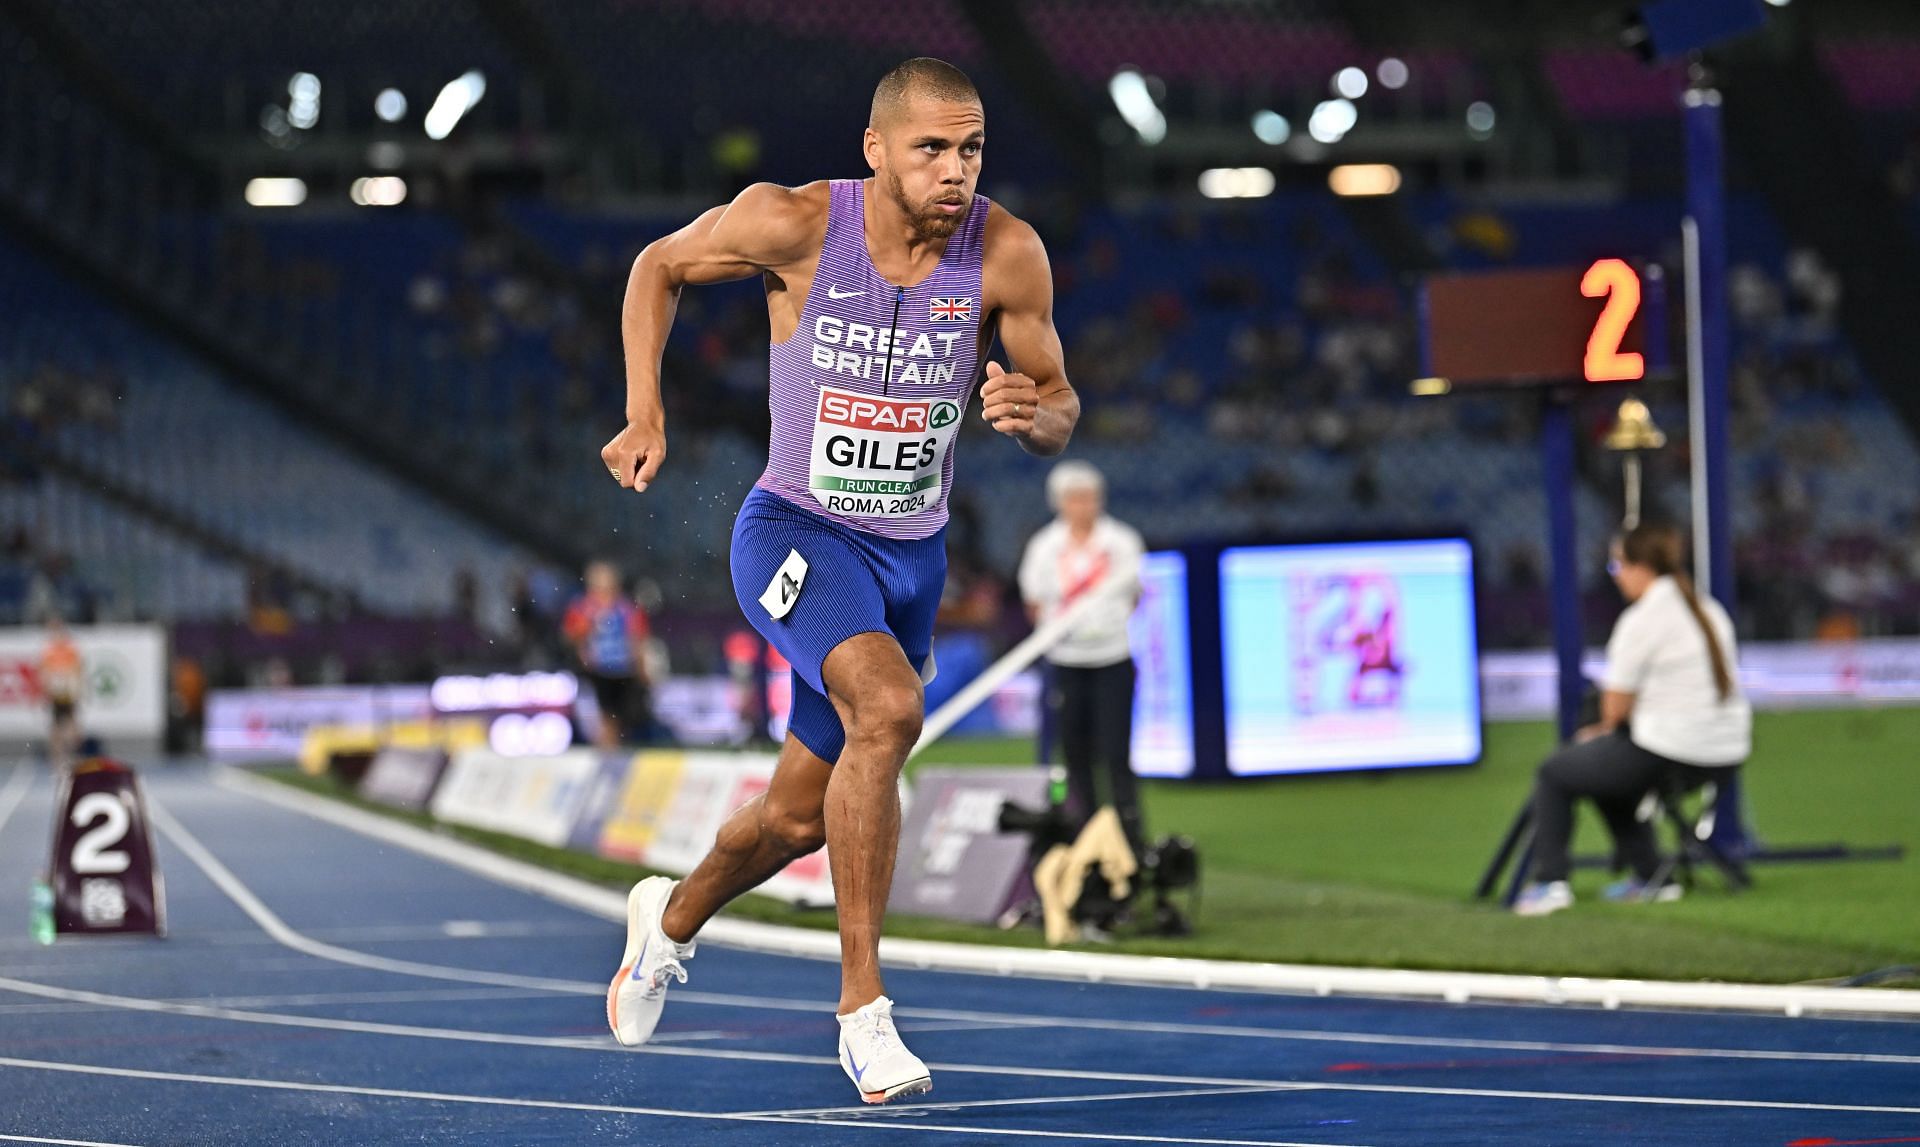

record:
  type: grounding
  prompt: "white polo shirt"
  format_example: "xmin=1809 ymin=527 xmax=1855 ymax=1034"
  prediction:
xmin=1018 ymin=516 xmax=1144 ymax=669
xmin=1602 ymin=576 xmax=1752 ymax=765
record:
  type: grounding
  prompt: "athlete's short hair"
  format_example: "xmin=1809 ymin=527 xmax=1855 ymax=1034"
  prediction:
xmin=1046 ymin=460 xmax=1104 ymax=510
xmin=870 ymin=57 xmax=981 ymax=129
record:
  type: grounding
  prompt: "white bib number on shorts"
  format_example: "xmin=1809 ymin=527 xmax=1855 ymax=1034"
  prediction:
xmin=808 ymin=387 xmax=961 ymax=520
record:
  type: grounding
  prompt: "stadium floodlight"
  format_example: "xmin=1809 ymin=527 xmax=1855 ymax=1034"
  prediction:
xmin=288 ymin=72 xmax=320 ymax=130
xmin=1377 ymin=57 xmax=1410 ymax=90
xmin=244 ymin=177 xmax=307 ymax=207
xmin=1328 ymin=164 xmax=1401 ymax=197
xmin=1466 ymin=100 xmax=1496 ymax=138
xmin=349 ymin=176 xmax=408 ymax=207
xmin=1307 ymin=98 xmax=1358 ymax=144
xmin=1197 ymin=167 xmax=1275 ymax=199
xmin=1108 ymin=69 xmax=1167 ymax=145
xmin=1251 ymin=109 xmax=1291 ymax=145
xmin=424 ymin=70 xmax=486 ymax=141
xmin=1333 ymin=67 xmax=1368 ymax=100
xmin=375 ymin=88 xmax=408 ymax=123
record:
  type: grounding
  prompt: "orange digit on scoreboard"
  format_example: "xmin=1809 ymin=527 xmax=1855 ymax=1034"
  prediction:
xmin=1580 ymin=258 xmax=1647 ymax=383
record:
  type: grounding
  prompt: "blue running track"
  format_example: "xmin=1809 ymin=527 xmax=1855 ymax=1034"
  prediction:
xmin=1 ymin=762 xmax=1916 ymax=1146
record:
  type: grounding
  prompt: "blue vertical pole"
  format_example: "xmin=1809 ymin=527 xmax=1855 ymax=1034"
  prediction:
xmin=1541 ymin=395 xmax=1583 ymax=745
xmin=1684 ymin=80 xmax=1734 ymax=610
xmin=1684 ymin=72 xmax=1748 ymax=853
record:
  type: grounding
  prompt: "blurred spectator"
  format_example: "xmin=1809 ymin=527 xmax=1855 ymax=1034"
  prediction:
xmin=563 ymin=561 xmax=653 ymax=749
xmin=40 ymin=618 xmax=84 ymax=768
xmin=167 ymin=654 xmax=207 ymax=755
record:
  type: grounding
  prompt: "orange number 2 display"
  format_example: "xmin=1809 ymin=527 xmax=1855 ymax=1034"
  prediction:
xmin=1580 ymin=258 xmax=1645 ymax=383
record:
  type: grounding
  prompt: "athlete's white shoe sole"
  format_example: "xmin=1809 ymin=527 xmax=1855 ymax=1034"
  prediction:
xmin=606 ymin=876 xmax=684 ymax=1046
xmin=855 ymin=1075 xmax=933 ymax=1105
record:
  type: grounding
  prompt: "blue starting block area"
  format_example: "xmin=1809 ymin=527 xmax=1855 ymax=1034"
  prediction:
xmin=1 ymin=761 xmax=1916 ymax=1147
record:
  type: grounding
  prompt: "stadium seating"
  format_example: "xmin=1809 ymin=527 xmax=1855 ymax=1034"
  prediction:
xmin=0 ymin=471 xmax=248 ymax=624
xmin=0 ymin=234 xmax=533 ymax=628
xmin=39 ymin=0 xmax=521 ymax=133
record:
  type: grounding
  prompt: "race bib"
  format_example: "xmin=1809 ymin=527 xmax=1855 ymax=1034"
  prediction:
xmin=809 ymin=387 xmax=961 ymax=519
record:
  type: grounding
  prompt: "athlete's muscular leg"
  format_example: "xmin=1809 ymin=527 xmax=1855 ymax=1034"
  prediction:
xmin=820 ymin=632 xmax=922 ymax=1015
xmin=659 ymin=737 xmax=830 ymax=945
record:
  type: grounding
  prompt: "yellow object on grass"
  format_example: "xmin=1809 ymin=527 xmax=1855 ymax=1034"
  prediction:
xmin=296 ymin=719 xmax=489 ymax=775
xmin=1033 ymin=807 xmax=1138 ymax=946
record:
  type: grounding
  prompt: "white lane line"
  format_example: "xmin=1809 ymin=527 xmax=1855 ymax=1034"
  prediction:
xmin=0 ymin=1135 xmax=148 ymax=1147
xmin=733 ymin=1084 xmax=1301 ymax=1118
xmin=1306 ymin=1077 xmax=1920 ymax=1114
xmin=0 ymin=922 xmax=606 ymax=949
xmin=895 ymin=1020 xmax=1073 ymax=1035
xmin=647 ymin=1031 xmax=741 ymax=1044
xmin=3 ymin=973 xmax=1917 ymax=1117
xmin=177 ymin=781 xmax=1920 ymax=1068
xmin=788 ymin=1002 xmax=1920 ymax=1068
xmin=0 ymin=985 xmax=563 ymax=1016
xmin=770 ymin=1117 xmax=1346 ymax=1147
xmin=178 ymin=986 xmax=556 ymax=1009
xmin=308 ymin=921 xmax=609 ymax=943
xmin=0 ymin=974 xmax=608 ymax=1051
xmin=0 ymin=1055 xmax=1368 ymax=1147
xmin=0 ymin=767 xmax=33 ymax=839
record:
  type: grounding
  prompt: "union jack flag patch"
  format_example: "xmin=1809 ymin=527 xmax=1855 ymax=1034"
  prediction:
xmin=929 ymin=296 xmax=973 ymax=322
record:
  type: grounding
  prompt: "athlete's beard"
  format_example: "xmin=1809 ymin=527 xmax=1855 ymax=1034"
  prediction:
xmin=886 ymin=168 xmax=966 ymax=241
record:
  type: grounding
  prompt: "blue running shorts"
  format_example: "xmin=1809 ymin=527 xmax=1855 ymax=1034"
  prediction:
xmin=729 ymin=487 xmax=946 ymax=763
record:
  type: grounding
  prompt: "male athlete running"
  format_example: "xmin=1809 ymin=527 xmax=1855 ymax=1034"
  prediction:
xmin=600 ymin=58 xmax=1078 ymax=1104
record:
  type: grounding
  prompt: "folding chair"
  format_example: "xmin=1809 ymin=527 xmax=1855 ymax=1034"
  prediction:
xmin=1639 ymin=764 xmax=1752 ymax=892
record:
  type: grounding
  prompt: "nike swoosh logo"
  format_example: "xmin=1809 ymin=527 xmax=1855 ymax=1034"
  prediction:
xmin=629 ymin=938 xmax=648 ymax=981
xmin=826 ymin=286 xmax=864 ymax=300
xmin=847 ymin=1048 xmax=867 ymax=1085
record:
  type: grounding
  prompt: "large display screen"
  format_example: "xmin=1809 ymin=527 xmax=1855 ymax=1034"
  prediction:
xmin=1129 ymin=551 xmax=1194 ymax=778
xmin=1220 ymin=539 xmax=1481 ymax=776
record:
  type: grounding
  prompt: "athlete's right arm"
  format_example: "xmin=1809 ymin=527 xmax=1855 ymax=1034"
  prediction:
xmin=603 ymin=183 xmax=821 ymax=492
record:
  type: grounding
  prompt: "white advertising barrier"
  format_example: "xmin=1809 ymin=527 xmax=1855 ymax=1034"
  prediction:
xmin=638 ymin=752 xmax=841 ymax=908
xmin=430 ymin=748 xmax=603 ymax=849
xmin=1480 ymin=637 xmax=1920 ymax=722
xmin=206 ymin=685 xmax=433 ymax=761
xmin=0 ymin=624 xmax=166 ymax=742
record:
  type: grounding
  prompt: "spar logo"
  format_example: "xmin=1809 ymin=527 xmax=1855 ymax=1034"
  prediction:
xmin=818 ymin=392 xmax=934 ymax=432
xmin=930 ymin=401 xmax=959 ymax=428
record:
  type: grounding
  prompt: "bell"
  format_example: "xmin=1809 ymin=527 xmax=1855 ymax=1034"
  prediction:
xmin=1604 ymin=397 xmax=1667 ymax=452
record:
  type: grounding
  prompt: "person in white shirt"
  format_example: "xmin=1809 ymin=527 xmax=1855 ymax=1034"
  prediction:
xmin=1018 ymin=461 xmax=1148 ymax=852
xmin=1514 ymin=522 xmax=1753 ymax=917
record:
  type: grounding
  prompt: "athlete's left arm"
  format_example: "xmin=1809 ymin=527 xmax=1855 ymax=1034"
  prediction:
xmin=982 ymin=213 xmax=1079 ymax=456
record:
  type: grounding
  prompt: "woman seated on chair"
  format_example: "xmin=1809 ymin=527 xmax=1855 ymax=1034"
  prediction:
xmin=1514 ymin=523 xmax=1752 ymax=917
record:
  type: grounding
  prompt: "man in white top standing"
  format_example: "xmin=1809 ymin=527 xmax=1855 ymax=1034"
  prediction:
xmin=1019 ymin=461 xmax=1148 ymax=852
xmin=1514 ymin=523 xmax=1753 ymax=916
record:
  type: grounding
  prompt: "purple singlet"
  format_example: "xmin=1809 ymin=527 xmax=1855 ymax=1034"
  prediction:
xmin=757 ymin=179 xmax=990 ymax=541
